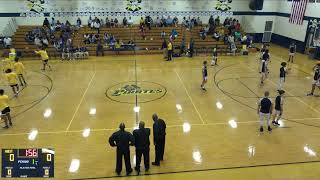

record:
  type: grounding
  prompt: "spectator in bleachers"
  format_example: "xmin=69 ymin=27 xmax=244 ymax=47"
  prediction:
xmin=56 ymin=20 xmax=62 ymax=31
xmin=34 ymin=36 xmax=42 ymax=47
xmin=4 ymin=37 xmax=12 ymax=49
xmin=100 ymin=18 xmax=104 ymax=27
xmin=155 ymin=17 xmax=161 ymax=27
xmin=213 ymin=31 xmax=220 ymax=41
xmin=173 ymin=16 xmax=179 ymax=27
xmin=80 ymin=46 xmax=89 ymax=58
xmin=90 ymin=34 xmax=96 ymax=44
xmin=215 ymin=16 xmax=220 ymax=26
xmin=234 ymin=31 xmax=241 ymax=41
xmin=198 ymin=17 xmax=203 ymax=26
xmin=161 ymin=16 xmax=166 ymax=27
xmin=51 ymin=17 xmax=56 ymax=27
xmin=114 ymin=39 xmax=123 ymax=55
xmin=128 ymin=17 xmax=133 ymax=27
xmin=43 ymin=18 xmax=50 ymax=27
xmin=96 ymin=41 xmax=104 ymax=56
xmin=106 ymin=17 xmax=110 ymax=28
xmin=188 ymin=38 xmax=194 ymax=57
xmin=103 ymin=33 xmax=110 ymax=44
xmin=170 ymin=29 xmax=178 ymax=41
xmin=25 ymin=31 xmax=34 ymax=43
xmin=77 ymin=17 xmax=82 ymax=28
xmin=139 ymin=25 xmax=146 ymax=40
xmin=110 ymin=19 xmax=115 ymax=28
xmin=88 ymin=16 xmax=93 ymax=27
xmin=140 ymin=17 xmax=145 ymax=26
xmin=199 ymin=28 xmax=206 ymax=40
xmin=42 ymin=37 xmax=49 ymax=48
xmin=160 ymin=31 xmax=166 ymax=39
xmin=114 ymin=18 xmax=119 ymax=28
xmin=235 ymin=20 xmax=241 ymax=31
xmin=109 ymin=34 xmax=116 ymax=45
xmin=166 ymin=16 xmax=173 ymax=27
xmin=180 ymin=38 xmax=186 ymax=55
xmin=182 ymin=17 xmax=188 ymax=28
xmin=145 ymin=16 xmax=153 ymax=30
xmin=66 ymin=20 xmax=71 ymax=27
xmin=123 ymin=17 xmax=128 ymax=27
xmin=209 ymin=15 xmax=214 ymax=27
xmin=94 ymin=20 xmax=101 ymax=34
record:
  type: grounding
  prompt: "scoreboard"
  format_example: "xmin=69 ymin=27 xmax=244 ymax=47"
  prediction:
xmin=1 ymin=148 xmax=54 ymax=178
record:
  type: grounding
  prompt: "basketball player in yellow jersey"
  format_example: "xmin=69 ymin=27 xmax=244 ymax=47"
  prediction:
xmin=0 ymin=89 xmax=12 ymax=129
xmin=1 ymin=58 xmax=13 ymax=72
xmin=14 ymin=57 xmax=27 ymax=86
xmin=35 ymin=47 xmax=52 ymax=71
xmin=4 ymin=69 xmax=19 ymax=96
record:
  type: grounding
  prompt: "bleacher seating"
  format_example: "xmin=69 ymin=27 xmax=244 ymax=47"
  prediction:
xmin=9 ymin=23 xmax=243 ymax=59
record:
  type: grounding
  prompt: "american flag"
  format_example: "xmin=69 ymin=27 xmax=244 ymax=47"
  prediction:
xmin=289 ymin=0 xmax=308 ymax=25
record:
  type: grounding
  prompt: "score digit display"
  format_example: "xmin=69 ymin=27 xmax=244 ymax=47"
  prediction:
xmin=1 ymin=148 xmax=54 ymax=178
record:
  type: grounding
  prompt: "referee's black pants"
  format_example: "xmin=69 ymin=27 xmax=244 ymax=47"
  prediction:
xmin=154 ymin=137 xmax=165 ymax=164
xmin=116 ymin=149 xmax=132 ymax=174
xmin=135 ymin=148 xmax=150 ymax=170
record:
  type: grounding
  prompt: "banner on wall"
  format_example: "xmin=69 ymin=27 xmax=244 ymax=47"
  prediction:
xmin=126 ymin=0 xmax=142 ymax=12
xmin=215 ymin=0 xmax=232 ymax=12
xmin=26 ymin=0 xmax=47 ymax=13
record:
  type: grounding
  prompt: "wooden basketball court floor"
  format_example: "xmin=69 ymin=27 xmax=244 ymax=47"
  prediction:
xmin=0 ymin=45 xmax=320 ymax=180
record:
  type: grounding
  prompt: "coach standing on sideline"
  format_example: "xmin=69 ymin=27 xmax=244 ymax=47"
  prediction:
xmin=152 ymin=114 xmax=166 ymax=166
xmin=133 ymin=121 xmax=150 ymax=174
xmin=109 ymin=123 xmax=134 ymax=176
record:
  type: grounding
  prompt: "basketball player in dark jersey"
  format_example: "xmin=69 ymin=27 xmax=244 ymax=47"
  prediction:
xmin=278 ymin=62 xmax=287 ymax=90
xmin=272 ymin=90 xmax=285 ymax=126
xmin=260 ymin=59 xmax=267 ymax=84
xmin=257 ymin=91 xmax=273 ymax=132
xmin=307 ymin=63 xmax=320 ymax=96
xmin=201 ymin=61 xmax=208 ymax=91
xmin=288 ymin=42 xmax=296 ymax=63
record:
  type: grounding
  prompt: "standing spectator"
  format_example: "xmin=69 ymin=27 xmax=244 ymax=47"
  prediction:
xmin=34 ymin=36 xmax=42 ymax=47
xmin=114 ymin=40 xmax=122 ymax=55
xmin=42 ymin=37 xmax=49 ymax=48
xmin=132 ymin=121 xmax=150 ymax=174
xmin=43 ymin=18 xmax=50 ymax=27
xmin=123 ymin=17 xmax=128 ymax=27
xmin=145 ymin=16 xmax=152 ymax=30
xmin=166 ymin=16 xmax=173 ymax=26
xmin=128 ymin=17 xmax=133 ymax=27
xmin=180 ymin=38 xmax=185 ymax=55
xmin=139 ymin=17 xmax=145 ymax=26
xmin=94 ymin=20 xmax=101 ymax=34
xmin=114 ymin=18 xmax=119 ymax=27
xmin=96 ymin=41 xmax=104 ymax=56
xmin=173 ymin=16 xmax=179 ymax=27
xmin=76 ymin=17 xmax=82 ymax=28
xmin=189 ymin=38 xmax=194 ymax=57
xmin=152 ymin=114 xmax=166 ymax=166
xmin=160 ymin=31 xmax=166 ymax=39
xmin=106 ymin=17 xmax=110 ymax=28
xmin=215 ymin=16 xmax=220 ymax=26
xmin=257 ymin=91 xmax=273 ymax=132
xmin=209 ymin=15 xmax=214 ymax=26
xmin=167 ymin=41 xmax=173 ymax=61
xmin=110 ymin=18 xmax=115 ymax=28
xmin=307 ymin=63 xmax=320 ymax=96
xmin=161 ymin=39 xmax=167 ymax=59
xmin=51 ymin=17 xmax=56 ymax=27
xmin=155 ymin=17 xmax=161 ymax=27
xmin=197 ymin=17 xmax=202 ymax=26
xmin=109 ymin=123 xmax=134 ymax=176
xmin=88 ymin=16 xmax=92 ymax=27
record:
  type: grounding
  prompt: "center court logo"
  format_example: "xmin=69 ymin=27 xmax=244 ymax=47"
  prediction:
xmin=106 ymin=81 xmax=167 ymax=104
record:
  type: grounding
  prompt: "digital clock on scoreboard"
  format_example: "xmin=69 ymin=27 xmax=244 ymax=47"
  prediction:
xmin=1 ymin=148 xmax=54 ymax=178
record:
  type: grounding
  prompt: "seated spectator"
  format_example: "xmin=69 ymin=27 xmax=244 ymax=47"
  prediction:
xmin=114 ymin=39 xmax=123 ymax=55
xmin=199 ymin=28 xmax=206 ymax=40
xmin=34 ymin=36 xmax=42 ymax=47
xmin=161 ymin=16 xmax=166 ymax=27
xmin=56 ymin=20 xmax=62 ymax=31
xmin=103 ymin=33 xmax=110 ymax=44
xmin=66 ymin=20 xmax=71 ymax=27
xmin=114 ymin=18 xmax=119 ymax=27
xmin=100 ymin=18 xmax=104 ymax=27
xmin=160 ymin=31 xmax=166 ymax=39
xmin=43 ymin=18 xmax=50 ymax=27
xmin=213 ymin=31 xmax=220 ymax=41
xmin=105 ymin=17 xmax=110 ymax=28
xmin=173 ymin=16 xmax=179 ymax=27
xmin=123 ymin=17 xmax=128 ymax=27
xmin=166 ymin=16 xmax=173 ymax=26
xmin=139 ymin=25 xmax=146 ymax=40
xmin=155 ymin=17 xmax=161 ymax=27
xmin=109 ymin=35 xmax=116 ymax=45
xmin=80 ymin=46 xmax=89 ymax=58
xmin=25 ymin=31 xmax=34 ymax=43
xmin=96 ymin=41 xmax=104 ymax=56
xmin=234 ymin=31 xmax=241 ymax=41
xmin=235 ymin=20 xmax=241 ymax=31
xmin=42 ymin=37 xmax=49 ymax=48
xmin=182 ymin=17 xmax=188 ymax=28
xmin=241 ymin=34 xmax=247 ymax=44
xmin=4 ymin=37 xmax=12 ymax=48
xmin=76 ymin=17 xmax=82 ymax=28
xmin=170 ymin=29 xmax=178 ymax=40
xmin=128 ymin=17 xmax=133 ymax=27
xmin=62 ymin=47 xmax=71 ymax=60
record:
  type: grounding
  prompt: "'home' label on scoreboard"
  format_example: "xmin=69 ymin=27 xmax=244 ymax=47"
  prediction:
xmin=1 ymin=148 xmax=54 ymax=178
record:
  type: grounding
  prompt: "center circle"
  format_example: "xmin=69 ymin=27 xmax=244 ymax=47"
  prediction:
xmin=105 ymin=81 xmax=167 ymax=104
